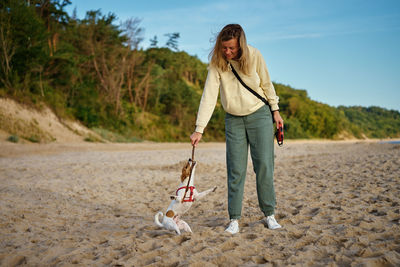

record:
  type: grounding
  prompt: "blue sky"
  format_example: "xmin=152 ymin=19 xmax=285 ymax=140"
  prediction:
xmin=66 ymin=0 xmax=400 ymax=111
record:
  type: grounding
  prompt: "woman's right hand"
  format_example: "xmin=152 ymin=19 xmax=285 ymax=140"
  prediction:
xmin=190 ymin=132 xmax=203 ymax=147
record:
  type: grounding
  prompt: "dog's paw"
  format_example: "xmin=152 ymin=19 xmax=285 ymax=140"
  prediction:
xmin=212 ymin=186 xmax=217 ymax=192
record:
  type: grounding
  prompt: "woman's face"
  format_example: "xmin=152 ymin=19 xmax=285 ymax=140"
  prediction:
xmin=221 ymin=38 xmax=239 ymax=60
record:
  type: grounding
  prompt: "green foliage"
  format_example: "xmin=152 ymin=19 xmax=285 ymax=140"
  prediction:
xmin=275 ymin=84 xmax=346 ymax=139
xmin=27 ymin=135 xmax=40 ymax=143
xmin=7 ymin=135 xmax=19 ymax=143
xmin=164 ymin=32 xmax=180 ymax=51
xmin=83 ymin=133 xmax=104 ymax=143
xmin=1 ymin=1 xmax=398 ymax=142
xmin=149 ymin=35 xmax=158 ymax=47
xmin=338 ymin=106 xmax=400 ymax=138
xmin=92 ymin=127 xmax=141 ymax=143
xmin=275 ymin=83 xmax=400 ymax=139
xmin=0 ymin=0 xmax=48 ymax=91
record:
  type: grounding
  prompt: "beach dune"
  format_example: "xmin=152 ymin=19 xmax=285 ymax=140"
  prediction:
xmin=0 ymin=141 xmax=399 ymax=266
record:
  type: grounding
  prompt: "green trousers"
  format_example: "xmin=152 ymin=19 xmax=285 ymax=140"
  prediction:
xmin=225 ymin=105 xmax=276 ymax=220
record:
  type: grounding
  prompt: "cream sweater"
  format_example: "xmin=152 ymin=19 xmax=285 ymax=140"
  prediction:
xmin=195 ymin=45 xmax=279 ymax=133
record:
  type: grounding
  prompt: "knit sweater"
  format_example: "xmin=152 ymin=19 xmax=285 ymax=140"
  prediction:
xmin=195 ymin=45 xmax=280 ymax=134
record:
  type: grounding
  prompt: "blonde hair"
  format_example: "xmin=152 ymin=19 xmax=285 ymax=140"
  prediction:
xmin=209 ymin=24 xmax=250 ymax=75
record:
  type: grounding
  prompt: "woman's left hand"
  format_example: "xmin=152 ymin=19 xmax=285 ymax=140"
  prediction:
xmin=273 ymin=110 xmax=284 ymax=128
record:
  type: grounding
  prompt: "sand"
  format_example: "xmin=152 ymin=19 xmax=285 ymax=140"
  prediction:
xmin=0 ymin=140 xmax=399 ymax=266
xmin=0 ymin=98 xmax=103 ymax=143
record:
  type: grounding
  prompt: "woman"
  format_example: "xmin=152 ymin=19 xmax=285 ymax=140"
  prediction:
xmin=190 ymin=24 xmax=283 ymax=234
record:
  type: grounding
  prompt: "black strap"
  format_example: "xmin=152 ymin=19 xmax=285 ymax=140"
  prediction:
xmin=230 ymin=62 xmax=284 ymax=146
xmin=229 ymin=62 xmax=273 ymax=112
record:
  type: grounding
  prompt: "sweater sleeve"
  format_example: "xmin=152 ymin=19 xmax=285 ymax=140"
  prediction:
xmin=195 ymin=65 xmax=220 ymax=133
xmin=255 ymin=49 xmax=279 ymax=111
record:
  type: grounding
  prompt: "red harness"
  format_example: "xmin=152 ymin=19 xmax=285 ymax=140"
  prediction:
xmin=176 ymin=186 xmax=195 ymax=202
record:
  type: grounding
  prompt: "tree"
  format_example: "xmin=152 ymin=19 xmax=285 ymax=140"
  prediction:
xmin=164 ymin=32 xmax=179 ymax=51
xmin=32 ymin=0 xmax=71 ymax=56
xmin=120 ymin=18 xmax=145 ymax=106
xmin=0 ymin=0 xmax=48 ymax=93
xmin=79 ymin=10 xmax=130 ymax=114
xmin=0 ymin=4 xmax=15 ymax=89
xmin=121 ymin=17 xmax=143 ymax=50
xmin=149 ymin=35 xmax=158 ymax=47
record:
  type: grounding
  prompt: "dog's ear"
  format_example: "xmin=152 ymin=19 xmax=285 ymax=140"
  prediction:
xmin=181 ymin=160 xmax=191 ymax=182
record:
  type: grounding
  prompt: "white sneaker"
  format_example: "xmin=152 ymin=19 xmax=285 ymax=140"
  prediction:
xmin=266 ymin=215 xmax=282 ymax=229
xmin=225 ymin=219 xmax=239 ymax=234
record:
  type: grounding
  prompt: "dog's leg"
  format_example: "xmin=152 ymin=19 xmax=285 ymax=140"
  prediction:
xmin=173 ymin=223 xmax=181 ymax=235
xmin=156 ymin=211 xmax=181 ymax=235
xmin=177 ymin=219 xmax=192 ymax=233
xmin=193 ymin=186 xmax=217 ymax=200
xmin=166 ymin=211 xmax=181 ymax=235
xmin=174 ymin=216 xmax=192 ymax=233
xmin=164 ymin=217 xmax=181 ymax=235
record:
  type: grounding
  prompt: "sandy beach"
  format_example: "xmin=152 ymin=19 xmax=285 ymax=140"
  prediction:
xmin=0 ymin=140 xmax=399 ymax=266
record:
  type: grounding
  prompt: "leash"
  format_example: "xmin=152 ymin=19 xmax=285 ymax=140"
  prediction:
xmin=182 ymin=145 xmax=196 ymax=203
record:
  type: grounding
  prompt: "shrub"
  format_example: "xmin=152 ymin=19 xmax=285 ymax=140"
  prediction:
xmin=7 ymin=135 xmax=19 ymax=143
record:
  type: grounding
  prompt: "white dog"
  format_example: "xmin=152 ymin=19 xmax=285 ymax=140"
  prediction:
xmin=154 ymin=159 xmax=217 ymax=235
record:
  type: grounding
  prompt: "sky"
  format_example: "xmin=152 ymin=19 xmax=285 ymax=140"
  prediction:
xmin=66 ymin=0 xmax=400 ymax=111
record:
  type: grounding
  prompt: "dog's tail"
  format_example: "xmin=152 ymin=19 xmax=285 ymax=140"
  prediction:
xmin=154 ymin=211 xmax=164 ymax=228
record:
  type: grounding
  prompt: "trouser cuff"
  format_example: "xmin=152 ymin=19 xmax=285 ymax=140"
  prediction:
xmin=263 ymin=210 xmax=275 ymax=217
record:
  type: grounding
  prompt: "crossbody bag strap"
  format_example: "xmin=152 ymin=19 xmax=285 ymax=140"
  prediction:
xmin=229 ymin=63 xmax=284 ymax=147
xmin=229 ymin=62 xmax=272 ymax=112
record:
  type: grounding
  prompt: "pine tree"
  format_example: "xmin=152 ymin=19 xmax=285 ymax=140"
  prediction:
xmin=164 ymin=32 xmax=179 ymax=51
xmin=149 ymin=35 xmax=158 ymax=47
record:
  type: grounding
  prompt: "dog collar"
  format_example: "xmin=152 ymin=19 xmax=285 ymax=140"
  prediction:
xmin=176 ymin=186 xmax=195 ymax=202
